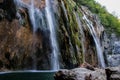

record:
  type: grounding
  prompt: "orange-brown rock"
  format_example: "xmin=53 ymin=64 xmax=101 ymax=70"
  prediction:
xmin=80 ymin=62 xmax=95 ymax=71
xmin=0 ymin=0 xmax=51 ymax=70
xmin=22 ymin=0 xmax=45 ymax=9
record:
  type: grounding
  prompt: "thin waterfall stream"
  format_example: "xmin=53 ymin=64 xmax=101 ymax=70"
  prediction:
xmin=61 ymin=0 xmax=68 ymax=21
xmin=45 ymin=0 xmax=60 ymax=70
xmin=83 ymin=14 xmax=105 ymax=68
xmin=29 ymin=0 xmax=38 ymax=32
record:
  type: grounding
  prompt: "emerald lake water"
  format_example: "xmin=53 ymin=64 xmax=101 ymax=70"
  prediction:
xmin=0 ymin=70 xmax=56 ymax=80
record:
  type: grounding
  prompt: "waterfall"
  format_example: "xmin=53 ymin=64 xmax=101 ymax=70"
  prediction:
xmin=83 ymin=14 xmax=105 ymax=68
xmin=29 ymin=0 xmax=36 ymax=32
xmin=45 ymin=0 xmax=59 ymax=70
xmin=29 ymin=0 xmax=47 ymax=32
xmin=15 ymin=0 xmax=45 ymax=32
xmin=61 ymin=0 xmax=68 ymax=21
xmin=14 ymin=0 xmax=59 ymax=70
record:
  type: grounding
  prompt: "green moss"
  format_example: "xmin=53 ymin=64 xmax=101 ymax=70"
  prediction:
xmin=56 ymin=0 xmax=87 ymax=68
xmin=64 ymin=0 xmax=84 ymax=64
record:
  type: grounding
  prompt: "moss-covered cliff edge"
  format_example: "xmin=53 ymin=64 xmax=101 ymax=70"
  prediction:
xmin=56 ymin=0 xmax=105 ymax=68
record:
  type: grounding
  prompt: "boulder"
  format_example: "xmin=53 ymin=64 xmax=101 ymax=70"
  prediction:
xmin=0 ymin=0 xmax=51 ymax=70
xmin=105 ymin=66 xmax=120 ymax=80
xmin=55 ymin=66 xmax=120 ymax=80
xmin=54 ymin=68 xmax=106 ymax=80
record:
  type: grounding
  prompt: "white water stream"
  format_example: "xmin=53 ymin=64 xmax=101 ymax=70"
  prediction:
xmin=83 ymin=14 xmax=105 ymax=68
xmin=45 ymin=0 xmax=59 ymax=70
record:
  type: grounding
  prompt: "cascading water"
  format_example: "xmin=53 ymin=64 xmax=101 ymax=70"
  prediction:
xmin=29 ymin=0 xmax=46 ymax=32
xmin=61 ymin=0 xmax=68 ymax=21
xmin=45 ymin=0 xmax=59 ymax=70
xmin=14 ymin=0 xmax=59 ymax=70
xmin=83 ymin=14 xmax=105 ymax=68
xmin=29 ymin=0 xmax=36 ymax=32
xmin=15 ymin=0 xmax=46 ymax=32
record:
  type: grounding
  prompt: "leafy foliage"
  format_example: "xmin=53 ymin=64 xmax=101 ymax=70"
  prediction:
xmin=75 ymin=0 xmax=120 ymax=34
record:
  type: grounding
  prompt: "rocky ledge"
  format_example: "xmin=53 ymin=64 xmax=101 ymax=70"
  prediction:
xmin=54 ymin=65 xmax=120 ymax=80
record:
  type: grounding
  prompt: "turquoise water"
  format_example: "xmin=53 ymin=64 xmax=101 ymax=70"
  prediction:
xmin=0 ymin=70 xmax=56 ymax=80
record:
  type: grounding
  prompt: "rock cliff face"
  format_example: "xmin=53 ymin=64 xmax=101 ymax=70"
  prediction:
xmin=56 ymin=0 xmax=105 ymax=68
xmin=102 ymin=31 xmax=120 ymax=67
xmin=0 ymin=0 xmax=106 ymax=70
xmin=0 ymin=0 xmax=51 ymax=70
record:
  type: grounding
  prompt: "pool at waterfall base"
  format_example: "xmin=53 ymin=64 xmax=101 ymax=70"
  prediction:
xmin=0 ymin=70 xmax=56 ymax=80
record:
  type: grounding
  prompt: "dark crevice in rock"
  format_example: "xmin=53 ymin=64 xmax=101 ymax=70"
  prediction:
xmin=105 ymin=68 xmax=120 ymax=80
xmin=0 ymin=0 xmax=17 ymax=22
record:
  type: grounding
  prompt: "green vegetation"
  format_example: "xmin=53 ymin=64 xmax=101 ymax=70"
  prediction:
xmin=75 ymin=0 xmax=120 ymax=34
